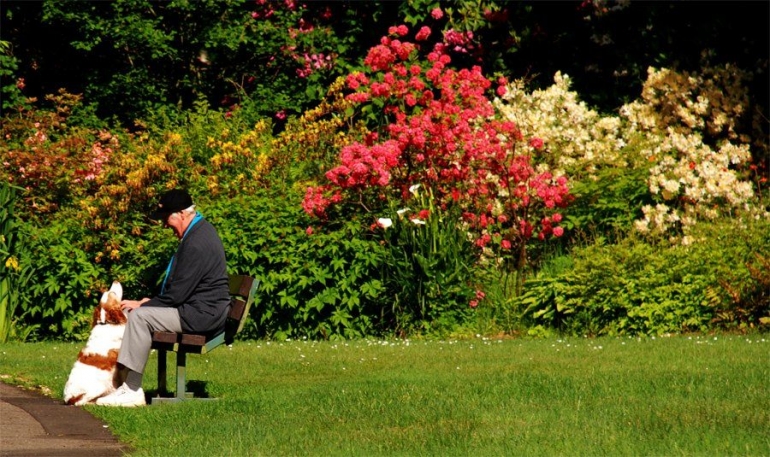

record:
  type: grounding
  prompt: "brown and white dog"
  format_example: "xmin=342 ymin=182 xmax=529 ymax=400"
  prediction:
xmin=63 ymin=281 xmax=126 ymax=406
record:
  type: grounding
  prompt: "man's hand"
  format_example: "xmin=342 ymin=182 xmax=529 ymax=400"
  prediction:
xmin=121 ymin=298 xmax=151 ymax=312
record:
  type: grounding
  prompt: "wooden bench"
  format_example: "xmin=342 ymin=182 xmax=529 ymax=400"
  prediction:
xmin=149 ymin=274 xmax=258 ymax=404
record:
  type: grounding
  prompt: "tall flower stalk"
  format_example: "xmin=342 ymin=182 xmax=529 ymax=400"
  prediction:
xmin=377 ymin=184 xmax=479 ymax=333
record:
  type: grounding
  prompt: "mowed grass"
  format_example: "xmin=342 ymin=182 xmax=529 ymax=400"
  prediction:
xmin=1 ymin=335 xmax=768 ymax=456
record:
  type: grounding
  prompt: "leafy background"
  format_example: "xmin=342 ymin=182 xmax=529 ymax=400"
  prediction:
xmin=0 ymin=0 xmax=768 ymax=342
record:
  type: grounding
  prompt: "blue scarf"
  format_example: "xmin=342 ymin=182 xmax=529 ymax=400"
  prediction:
xmin=160 ymin=212 xmax=203 ymax=294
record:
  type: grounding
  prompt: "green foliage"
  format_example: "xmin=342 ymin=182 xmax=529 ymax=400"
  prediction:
xmin=0 ymin=183 xmax=34 ymax=342
xmin=1 ymin=2 xmax=767 ymax=340
xmin=689 ymin=218 xmax=770 ymax=328
xmin=207 ymin=190 xmax=389 ymax=341
xmin=33 ymin=0 xmax=372 ymax=125
xmin=565 ymin=163 xmax=652 ymax=240
xmin=0 ymin=40 xmax=29 ymax=115
xmin=519 ymin=216 xmax=770 ymax=336
xmin=16 ymin=219 xmax=105 ymax=340
xmin=519 ymin=239 xmax=714 ymax=336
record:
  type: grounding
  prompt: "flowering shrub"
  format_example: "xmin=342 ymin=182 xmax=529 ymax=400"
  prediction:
xmin=205 ymin=119 xmax=273 ymax=197
xmin=249 ymin=0 xmax=339 ymax=80
xmin=0 ymin=98 xmax=262 ymax=339
xmin=495 ymin=66 xmax=765 ymax=243
xmin=270 ymin=76 xmax=371 ymax=190
xmin=0 ymin=91 xmax=117 ymax=216
xmin=621 ymin=66 xmax=763 ymax=240
xmin=303 ymin=25 xmax=571 ymax=276
xmin=495 ymin=72 xmax=629 ymax=179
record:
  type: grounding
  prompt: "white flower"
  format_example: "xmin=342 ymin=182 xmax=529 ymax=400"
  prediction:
xmin=411 ymin=219 xmax=426 ymax=225
xmin=377 ymin=218 xmax=392 ymax=229
xmin=409 ymin=184 xmax=421 ymax=196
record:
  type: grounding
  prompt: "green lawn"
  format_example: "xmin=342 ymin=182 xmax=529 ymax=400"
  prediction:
xmin=1 ymin=335 xmax=768 ymax=456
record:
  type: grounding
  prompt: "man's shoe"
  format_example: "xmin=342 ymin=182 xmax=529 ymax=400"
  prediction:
xmin=96 ymin=383 xmax=146 ymax=407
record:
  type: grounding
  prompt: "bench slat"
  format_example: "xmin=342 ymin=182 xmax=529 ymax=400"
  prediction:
xmin=153 ymin=331 xmax=180 ymax=344
xmin=180 ymin=333 xmax=207 ymax=346
xmin=229 ymin=298 xmax=246 ymax=321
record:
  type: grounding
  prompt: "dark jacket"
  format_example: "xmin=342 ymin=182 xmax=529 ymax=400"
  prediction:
xmin=144 ymin=217 xmax=230 ymax=333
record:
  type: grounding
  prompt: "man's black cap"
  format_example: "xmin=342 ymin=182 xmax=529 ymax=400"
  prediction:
xmin=149 ymin=189 xmax=193 ymax=220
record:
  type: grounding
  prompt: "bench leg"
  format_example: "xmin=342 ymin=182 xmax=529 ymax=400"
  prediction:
xmin=175 ymin=352 xmax=187 ymax=400
xmin=151 ymin=350 xmax=218 ymax=404
xmin=158 ymin=350 xmax=168 ymax=394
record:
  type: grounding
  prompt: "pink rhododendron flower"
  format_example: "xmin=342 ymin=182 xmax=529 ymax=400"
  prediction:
xmin=364 ymin=45 xmax=397 ymax=71
xmin=415 ymin=26 xmax=431 ymax=41
xmin=553 ymin=226 xmax=564 ymax=237
xmin=529 ymin=137 xmax=544 ymax=149
xmin=346 ymin=92 xmax=370 ymax=103
xmin=302 ymin=186 xmax=331 ymax=218
xmin=388 ymin=25 xmax=409 ymax=37
xmin=475 ymin=234 xmax=492 ymax=247
xmin=469 ymin=300 xmax=478 ymax=308
xmin=431 ymin=8 xmax=443 ymax=19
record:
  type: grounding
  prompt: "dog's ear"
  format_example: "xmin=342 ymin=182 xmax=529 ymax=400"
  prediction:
xmin=99 ymin=289 xmax=111 ymax=306
xmin=104 ymin=306 xmax=127 ymax=325
xmin=108 ymin=281 xmax=123 ymax=301
xmin=91 ymin=305 xmax=102 ymax=327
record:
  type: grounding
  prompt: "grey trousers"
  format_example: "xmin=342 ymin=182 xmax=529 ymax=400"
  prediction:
xmin=117 ymin=307 xmax=182 ymax=374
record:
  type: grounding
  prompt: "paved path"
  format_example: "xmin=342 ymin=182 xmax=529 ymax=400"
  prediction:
xmin=0 ymin=382 xmax=128 ymax=456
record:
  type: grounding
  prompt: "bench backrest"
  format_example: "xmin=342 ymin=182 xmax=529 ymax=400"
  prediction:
xmin=224 ymin=274 xmax=259 ymax=345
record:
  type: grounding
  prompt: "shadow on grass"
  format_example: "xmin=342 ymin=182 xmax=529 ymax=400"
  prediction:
xmin=146 ymin=380 xmax=212 ymax=402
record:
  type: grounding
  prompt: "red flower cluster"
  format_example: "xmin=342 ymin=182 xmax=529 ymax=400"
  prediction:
xmin=325 ymin=140 xmax=401 ymax=189
xmin=303 ymin=25 xmax=571 ymax=246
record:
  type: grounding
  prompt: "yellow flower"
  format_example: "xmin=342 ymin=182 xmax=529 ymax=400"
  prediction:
xmin=5 ymin=256 xmax=19 ymax=271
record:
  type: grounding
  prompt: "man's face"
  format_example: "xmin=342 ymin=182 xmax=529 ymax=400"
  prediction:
xmin=165 ymin=212 xmax=187 ymax=239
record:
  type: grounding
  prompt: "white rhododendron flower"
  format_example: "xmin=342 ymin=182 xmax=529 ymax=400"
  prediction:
xmin=377 ymin=218 xmax=393 ymax=229
xmin=494 ymin=65 xmax=766 ymax=243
